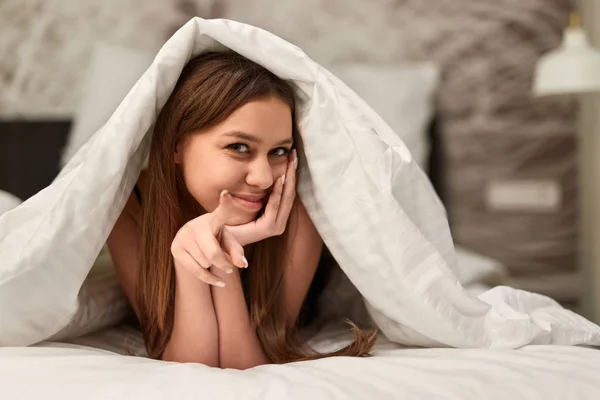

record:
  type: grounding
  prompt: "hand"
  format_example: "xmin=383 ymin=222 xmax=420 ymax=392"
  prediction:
xmin=225 ymin=149 xmax=298 ymax=247
xmin=170 ymin=190 xmax=248 ymax=287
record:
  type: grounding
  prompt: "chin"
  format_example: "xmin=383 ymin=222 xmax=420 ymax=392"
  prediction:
xmin=228 ymin=211 xmax=258 ymax=226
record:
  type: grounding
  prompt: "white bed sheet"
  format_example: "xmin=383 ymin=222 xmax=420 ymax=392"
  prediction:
xmin=1 ymin=324 xmax=599 ymax=400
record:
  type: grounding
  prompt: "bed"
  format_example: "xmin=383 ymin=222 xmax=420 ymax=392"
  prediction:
xmin=1 ymin=4 xmax=598 ymax=400
xmin=2 ymin=325 xmax=599 ymax=399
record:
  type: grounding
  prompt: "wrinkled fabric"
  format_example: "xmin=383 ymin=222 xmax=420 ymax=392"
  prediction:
xmin=0 ymin=17 xmax=599 ymax=349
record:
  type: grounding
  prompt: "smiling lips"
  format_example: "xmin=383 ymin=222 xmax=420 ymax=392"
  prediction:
xmin=230 ymin=193 xmax=266 ymax=211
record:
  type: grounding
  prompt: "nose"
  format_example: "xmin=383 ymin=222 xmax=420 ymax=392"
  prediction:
xmin=245 ymin=156 xmax=274 ymax=190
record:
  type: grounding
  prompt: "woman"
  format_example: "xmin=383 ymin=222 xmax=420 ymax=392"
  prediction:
xmin=107 ymin=51 xmax=376 ymax=369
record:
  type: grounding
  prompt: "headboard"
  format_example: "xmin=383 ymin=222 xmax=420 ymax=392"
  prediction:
xmin=0 ymin=121 xmax=70 ymax=201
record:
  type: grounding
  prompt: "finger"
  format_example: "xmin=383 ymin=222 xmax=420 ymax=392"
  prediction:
xmin=201 ymin=233 xmax=235 ymax=273
xmin=176 ymin=251 xmax=225 ymax=287
xmin=275 ymin=156 xmax=297 ymax=226
xmin=175 ymin=226 xmax=211 ymax=269
xmin=209 ymin=190 xmax=237 ymax=235
xmin=263 ymin=175 xmax=285 ymax=222
xmin=292 ymin=148 xmax=298 ymax=171
xmin=185 ymin=237 xmax=211 ymax=269
xmin=221 ymin=227 xmax=248 ymax=269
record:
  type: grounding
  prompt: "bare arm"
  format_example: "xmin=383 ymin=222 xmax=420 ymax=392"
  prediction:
xmin=106 ymin=182 xmax=220 ymax=365
xmin=210 ymin=198 xmax=322 ymax=369
xmin=283 ymin=198 xmax=323 ymax=328
xmin=211 ymin=266 xmax=269 ymax=369
xmin=105 ymin=191 xmax=143 ymax=317
xmin=162 ymin=266 xmax=219 ymax=365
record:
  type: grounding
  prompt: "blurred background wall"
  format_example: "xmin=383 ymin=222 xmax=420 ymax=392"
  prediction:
xmin=579 ymin=0 xmax=600 ymax=322
xmin=3 ymin=0 xmax=595 ymax=318
xmin=0 ymin=0 xmax=573 ymax=117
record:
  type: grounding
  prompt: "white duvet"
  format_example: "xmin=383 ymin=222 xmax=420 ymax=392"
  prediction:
xmin=1 ymin=17 xmax=600 ymax=394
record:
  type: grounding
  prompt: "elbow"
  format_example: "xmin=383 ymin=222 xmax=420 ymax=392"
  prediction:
xmin=219 ymin=352 xmax=270 ymax=370
xmin=159 ymin=352 xmax=267 ymax=369
xmin=219 ymin=360 xmax=269 ymax=370
xmin=160 ymin=346 xmax=220 ymax=367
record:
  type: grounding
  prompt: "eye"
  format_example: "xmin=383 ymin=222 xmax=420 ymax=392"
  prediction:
xmin=227 ymin=143 xmax=250 ymax=153
xmin=270 ymin=147 xmax=290 ymax=157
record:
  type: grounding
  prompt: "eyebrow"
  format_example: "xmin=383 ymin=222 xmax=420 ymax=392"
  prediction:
xmin=222 ymin=130 xmax=294 ymax=146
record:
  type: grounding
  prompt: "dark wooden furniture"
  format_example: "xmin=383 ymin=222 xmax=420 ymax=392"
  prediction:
xmin=0 ymin=120 xmax=71 ymax=201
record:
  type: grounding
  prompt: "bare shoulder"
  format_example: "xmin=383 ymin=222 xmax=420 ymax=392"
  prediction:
xmin=120 ymin=169 xmax=149 ymax=224
xmin=287 ymin=197 xmax=322 ymax=250
xmin=283 ymin=197 xmax=324 ymax=326
xmin=290 ymin=197 xmax=318 ymax=230
xmin=106 ymin=170 xmax=147 ymax=315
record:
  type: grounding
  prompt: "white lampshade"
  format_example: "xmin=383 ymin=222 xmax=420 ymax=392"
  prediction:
xmin=533 ymin=13 xmax=600 ymax=96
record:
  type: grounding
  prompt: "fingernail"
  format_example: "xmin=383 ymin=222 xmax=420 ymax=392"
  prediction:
xmin=281 ymin=174 xmax=286 ymax=186
xmin=242 ymin=256 xmax=249 ymax=268
xmin=226 ymin=268 xmax=233 ymax=274
xmin=293 ymin=150 xmax=298 ymax=170
xmin=220 ymin=189 xmax=228 ymax=199
xmin=215 ymin=281 xmax=225 ymax=287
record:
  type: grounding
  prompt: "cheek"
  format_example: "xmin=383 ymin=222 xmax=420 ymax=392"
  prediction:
xmin=273 ymin=161 xmax=288 ymax=179
xmin=182 ymin=157 xmax=245 ymax=212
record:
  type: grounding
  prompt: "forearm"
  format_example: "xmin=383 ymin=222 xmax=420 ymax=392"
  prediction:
xmin=161 ymin=266 xmax=219 ymax=365
xmin=211 ymin=267 xmax=269 ymax=369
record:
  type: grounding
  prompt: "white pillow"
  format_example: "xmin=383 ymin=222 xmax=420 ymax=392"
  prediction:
xmin=1 ymin=18 xmax=599 ymax=349
xmin=329 ymin=64 xmax=439 ymax=170
xmin=61 ymin=42 xmax=155 ymax=168
xmin=0 ymin=191 xmax=22 ymax=216
xmin=453 ymin=246 xmax=507 ymax=288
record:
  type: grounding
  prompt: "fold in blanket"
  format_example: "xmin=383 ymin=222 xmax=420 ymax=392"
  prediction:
xmin=0 ymin=17 xmax=599 ymax=349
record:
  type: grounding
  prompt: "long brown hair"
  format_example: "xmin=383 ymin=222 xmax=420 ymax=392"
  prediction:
xmin=137 ymin=51 xmax=377 ymax=362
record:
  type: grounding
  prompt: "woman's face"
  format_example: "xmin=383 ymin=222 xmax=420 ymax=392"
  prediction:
xmin=175 ymin=96 xmax=294 ymax=226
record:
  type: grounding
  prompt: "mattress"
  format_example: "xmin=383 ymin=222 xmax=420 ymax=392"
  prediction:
xmin=1 ymin=325 xmax=598 ymax=399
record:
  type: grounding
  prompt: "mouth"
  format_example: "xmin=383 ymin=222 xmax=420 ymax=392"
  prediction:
xmin=229 ymin=193 xmax=266 ymax=212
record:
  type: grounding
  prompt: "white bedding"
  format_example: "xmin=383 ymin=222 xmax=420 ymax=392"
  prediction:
xmin=0 ymin=18 xmax=600 ymax=400
xmin=1 ymin=325 xmax=598 ymax=400
xmin=2 ymin=17 xmax=599 ymax=350
xmin=2 ymin=252 xmax=587 ymax=400
xmin=2 ymin=16 xmax=600 ymax=399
